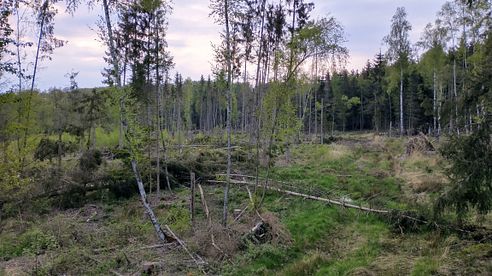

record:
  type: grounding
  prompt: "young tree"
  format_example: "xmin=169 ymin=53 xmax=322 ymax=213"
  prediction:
xmin=384 ymin=7 xmax=412 ymax=135
xmin=210 ymin=0 xmax=234 ymax=227
xmin=99 ymin=0 xmax=174 ymax=242
xmin=418 ymin=21 xmax=448 ymax=136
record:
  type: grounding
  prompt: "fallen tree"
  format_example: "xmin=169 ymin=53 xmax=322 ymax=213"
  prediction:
xmin=208 ymin=175 xmax=490 ymax=239
xmin=208 ymin=178 xmax=389 ymax=214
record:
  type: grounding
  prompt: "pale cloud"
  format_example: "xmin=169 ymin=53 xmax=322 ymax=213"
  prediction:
xmin=31 ymin=0 xmax=446 ymax=90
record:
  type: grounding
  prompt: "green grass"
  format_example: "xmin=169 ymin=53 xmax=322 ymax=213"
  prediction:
xmin=225 ymin=195 xmax=390 ymax=275
xmin=411 ymin=257 xmax=439 ymax=276
xmin=314 ymin=220 xmax=388 ymax=275
xmin=2 ymin=134 xmax=485 ymax=275
xmin=284 ymin=202 xmax=341 ymax=247
xmin=224 ymin=140 xmax=443 ymax=275
xmin=269 ymin=144 xmax=403 ymax=209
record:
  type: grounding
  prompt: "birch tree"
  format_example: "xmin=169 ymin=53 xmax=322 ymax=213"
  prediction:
xmin=210 ymin=0 xmax=234 ymax=227
xmin=384 ymin=7 xmax=412 ymax=135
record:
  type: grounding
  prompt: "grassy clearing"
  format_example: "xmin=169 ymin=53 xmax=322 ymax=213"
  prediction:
xmin=223 ymin=135 xmax=490 ymax=275
xmin=1 ymin=134 xmax=490 ymax=275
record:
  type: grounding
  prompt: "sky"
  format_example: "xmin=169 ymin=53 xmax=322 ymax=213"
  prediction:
xmin=26 ymin=0 xmax=448 ymax=90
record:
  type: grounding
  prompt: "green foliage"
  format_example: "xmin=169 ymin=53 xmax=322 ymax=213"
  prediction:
xmin=95 ymin=127 xmax=119 ymax=148
xmin=436 ymin=125 xmax=492 ymax=219
xmin=0 ymin=146 xmax=32 ymax=202
xmin=261 ymin=81 xmax=301 ymax=145
xmin=79 ymin=149 xmax=102 ymax=172
xmin=34 ymin=138 xmax=77 ymax=161
xmin=158 ymin=205 xmax=190 ymax=234
xmin=105 ymin=166 xmax=138 ymax=199
xmin=0 ymin=228 xmax=58 ymax=260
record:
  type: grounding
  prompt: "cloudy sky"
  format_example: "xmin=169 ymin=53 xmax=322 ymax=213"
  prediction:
xmin=31 ymin=0 xmax=447 ymax=90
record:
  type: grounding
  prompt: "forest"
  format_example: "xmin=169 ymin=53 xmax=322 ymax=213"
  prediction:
xmin=0 ymin=0 xmax=491 ymax=275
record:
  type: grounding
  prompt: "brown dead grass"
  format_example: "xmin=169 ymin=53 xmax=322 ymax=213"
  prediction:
xmin=397 ymin=151 xmax=448 ymax=204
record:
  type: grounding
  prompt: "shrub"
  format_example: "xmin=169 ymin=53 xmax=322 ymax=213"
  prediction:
xmin=435 ymin=126 xmax=492 ymax=221
xmin=79 ymin=149 xmax=102 ymax=172
xmin=0 ymin=228 xmax=59 ymax=260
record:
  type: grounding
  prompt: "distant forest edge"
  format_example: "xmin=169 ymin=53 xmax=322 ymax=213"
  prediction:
xmin=0 ymin=0 xmax=491 ymax=220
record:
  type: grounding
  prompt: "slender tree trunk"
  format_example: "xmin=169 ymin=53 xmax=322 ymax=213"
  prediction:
xmin=389 ymin=93 xmax=393 ymax=137
xmin=452 ymin=57 xmax=457 ymax=133
xmin=374 ymin=92 xmax=379 ymax=133
xmin=190 ymin=172 xmax=195 ymax=227
xmin=155 ymin=13 xmax=161 ymax=197
xmin=360 ymin=83 xmax=364 ymax=131
xmin=222 ymin=0 xmax=233 ymax=227
xmin=433 ymin=69 xmax=437 ymax=135
xmin=438 ymin=85 xmax=442 ymax=137
xmin=253 ymin=0 xmax=267 ymax=195
xmin=156 ymin=90 xmax=161 ymax=196
xmin=320 ymin=99 xmax=324 ymax=144
xmin=399 ymin=65 xmax=404 ymax=135
xmin=20 ymin=0 xmax=48 ymax=167
xmin=308 ymin=93 xmax=312 ymax=136
xmin=132 ymin=160 xmax=170 ymax=242
xmin=57 ymin=131 xmax=62 ymax=173
xmin=258 ymin=105 xmax=278 ymax=209
xmin=331 ymin=101 xmax=335 ymax=136
xmin=30 ymin=0 xmax=48 ymax=93
xmin=15 ymin=6 xmax=22 ymax=92
xmin=242 ymin=59 xmax=247 ymax=132
xmin=102 ymin=0 xmax=170 ymax=242
xmin=160 ymin=132 xmax=172 ymax=191
xmin=314 ymin=52 xmax=318 ymax=139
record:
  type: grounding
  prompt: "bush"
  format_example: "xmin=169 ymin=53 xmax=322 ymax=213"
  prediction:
xmin=0 ymin=228 xmax=59 ymax=260
xmin=79 ymin=149 xmax=103 ymax=172
xmin=436 ymin=125 xmax=492 ymax=221
xmin=34 ymin=138 xmax=77 ymax=162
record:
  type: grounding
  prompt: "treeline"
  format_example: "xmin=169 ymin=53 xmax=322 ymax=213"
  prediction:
xmin=0 ymin=0 xmax=491 ymax=220
xmin=2 ymin=1 xmax=490 ymax=141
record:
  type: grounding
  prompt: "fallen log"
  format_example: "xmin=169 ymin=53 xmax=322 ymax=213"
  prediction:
xmin=209 ymin=178 xmax=478 ymax=236
xmin=131 ymin=160 xmax=173 ymax=243
xmin=208 ymin=179 xmax=389 ymax=214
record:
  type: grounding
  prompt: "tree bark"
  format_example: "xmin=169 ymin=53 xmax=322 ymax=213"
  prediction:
xmin=102 ymin=0 xmax=171 ymax=243
xmin=320 ymin=98 xmax=324 ymax=143
xmin=433 ymin=69 xmax=437 ymax=135
xmin=190 ymin=172 xmax=195 ymax=227
xmin=222 ymin=0 xmax=233 ymax=227
xmin=399 ymin=65 xmax=404 ymax=135
xmin=131 ymin=160 xmax=171 ymax=242
xmin=155 ymin=12 xmax=161 ymax=197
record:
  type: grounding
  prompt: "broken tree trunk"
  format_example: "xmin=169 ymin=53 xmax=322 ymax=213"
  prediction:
xmin=198 ymin=184 xmax=210 ymax=224
xmin=131 ymin=160 xmax=172 ymax=242
xmin=197 ymin=184 xmax=224 ymax=254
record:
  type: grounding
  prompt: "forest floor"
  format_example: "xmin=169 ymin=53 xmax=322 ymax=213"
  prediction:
xmin=1 ymin=133 xmax=491 ymax=275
